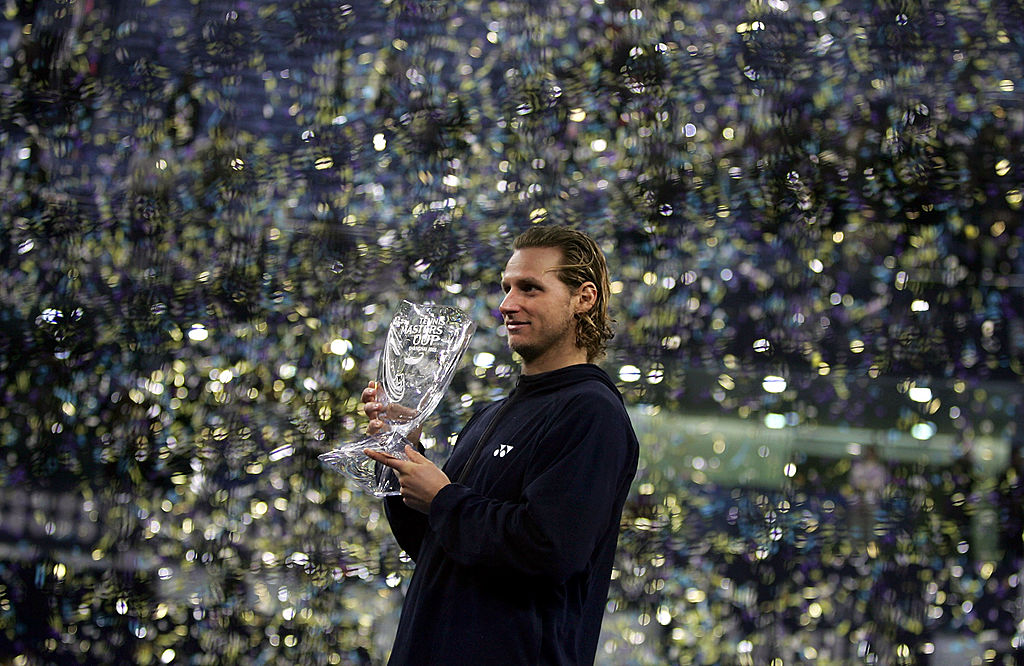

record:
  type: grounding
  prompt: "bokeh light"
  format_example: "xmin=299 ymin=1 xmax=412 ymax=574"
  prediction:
xmin=1 ymin=0 xmax=1022 ymax=664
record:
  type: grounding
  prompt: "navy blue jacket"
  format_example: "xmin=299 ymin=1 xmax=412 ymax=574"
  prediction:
xmin=383 ymin=364 xmax=639 ymax=665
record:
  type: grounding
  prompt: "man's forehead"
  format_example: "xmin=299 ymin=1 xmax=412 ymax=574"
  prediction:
xmin=502 ymin=249 xmax=563 ymax=281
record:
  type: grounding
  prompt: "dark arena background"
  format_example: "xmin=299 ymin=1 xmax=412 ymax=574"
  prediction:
xmin=2 ymin=0 xmax=1023 ymax=664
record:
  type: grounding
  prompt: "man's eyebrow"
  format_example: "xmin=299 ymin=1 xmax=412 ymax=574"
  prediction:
xmin=501 ymin=276 xmax=544 ymax=288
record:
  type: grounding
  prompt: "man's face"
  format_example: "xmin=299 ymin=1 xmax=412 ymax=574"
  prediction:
xmin=499 ymin=246 xmax=581 ymax=370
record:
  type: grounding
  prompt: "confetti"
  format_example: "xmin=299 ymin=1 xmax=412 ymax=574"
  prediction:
xmin=0 ymin=0 xmax=1021 ymax=663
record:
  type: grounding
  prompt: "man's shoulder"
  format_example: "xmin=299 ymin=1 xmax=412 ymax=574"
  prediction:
xmin=539 ymin=377 xmax=630 ymax=426
xmin=566 ymin=369 xmax=623 ymax=404
xmin=508 ymin=364 xmax=627 ymax=416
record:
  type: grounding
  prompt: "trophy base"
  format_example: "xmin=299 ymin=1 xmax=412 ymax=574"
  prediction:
xmin=318 ymin=433 xmax=412 ymax=498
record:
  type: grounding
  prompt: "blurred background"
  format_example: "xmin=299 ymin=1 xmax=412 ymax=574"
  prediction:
xmin=1 ymin=0 xmax=1022 ymax=664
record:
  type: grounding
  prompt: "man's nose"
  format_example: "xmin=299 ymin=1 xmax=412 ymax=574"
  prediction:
xmin=499 ymin=291 xmax=519 ymax=315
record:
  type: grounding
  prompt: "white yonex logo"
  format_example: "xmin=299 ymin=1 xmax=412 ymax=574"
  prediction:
xmin=493 ymin=444 xmax=514 ymax=458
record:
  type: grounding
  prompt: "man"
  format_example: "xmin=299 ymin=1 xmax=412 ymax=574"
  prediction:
xmin=362 ymin=225 xmax=639 ymax=665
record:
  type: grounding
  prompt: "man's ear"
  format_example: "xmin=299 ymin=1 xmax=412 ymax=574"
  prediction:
xmin=575 ymin=282 xmax=597 ymax=313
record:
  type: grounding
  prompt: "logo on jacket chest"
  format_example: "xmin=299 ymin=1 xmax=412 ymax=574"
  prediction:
xmin=493 ymin=444 xmax=515 ymax=458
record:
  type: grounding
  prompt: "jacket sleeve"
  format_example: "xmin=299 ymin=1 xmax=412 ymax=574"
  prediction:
xmin=382 ymin=407 xmax=490 ymax=560
xmin=426 ymin=395 xmax=636 ymax=583
xmin=383 ymin=495 xmax=428 ymax=560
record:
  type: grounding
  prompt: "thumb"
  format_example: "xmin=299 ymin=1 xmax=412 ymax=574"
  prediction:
xmin=405 ymin=445 xmax=429 ymax=463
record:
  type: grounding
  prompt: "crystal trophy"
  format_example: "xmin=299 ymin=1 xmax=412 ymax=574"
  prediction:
xmin=319 ymin=300 xmax=476 ymax=496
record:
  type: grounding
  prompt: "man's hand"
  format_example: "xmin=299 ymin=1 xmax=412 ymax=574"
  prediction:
xmin=360 ymin=381 xmax=421 ymax=444
xmin=364 ymin=445 xmax=450 ymax=514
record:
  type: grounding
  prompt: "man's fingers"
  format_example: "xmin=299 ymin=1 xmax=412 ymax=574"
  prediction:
xmin=364 ymin=448 xmax=405 ymax=469
xmin=361 ymin=382 xmax=382 ymax=418
xmin=404 ymin=445 xmax=429 ymax=463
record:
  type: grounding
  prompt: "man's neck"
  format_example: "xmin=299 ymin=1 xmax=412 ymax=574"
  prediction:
xmin=520 ymin=349 xmax=589 ymax=376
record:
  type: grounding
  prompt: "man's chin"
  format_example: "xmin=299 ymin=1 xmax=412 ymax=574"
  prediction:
xmin=508 ymin=341 xmax=540 ymax=363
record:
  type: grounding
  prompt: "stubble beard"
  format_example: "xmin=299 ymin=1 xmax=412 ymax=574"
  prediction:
xmin=508 ymin=315 xmax=576 ymax=364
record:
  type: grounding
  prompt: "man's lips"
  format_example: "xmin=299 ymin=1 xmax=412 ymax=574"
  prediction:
xmin=505 ymin=321 xmax=529 ymax=333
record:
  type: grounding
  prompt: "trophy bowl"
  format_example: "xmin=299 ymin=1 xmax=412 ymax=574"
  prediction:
xmin=319 ymin=300 xmax=476 ymax=496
